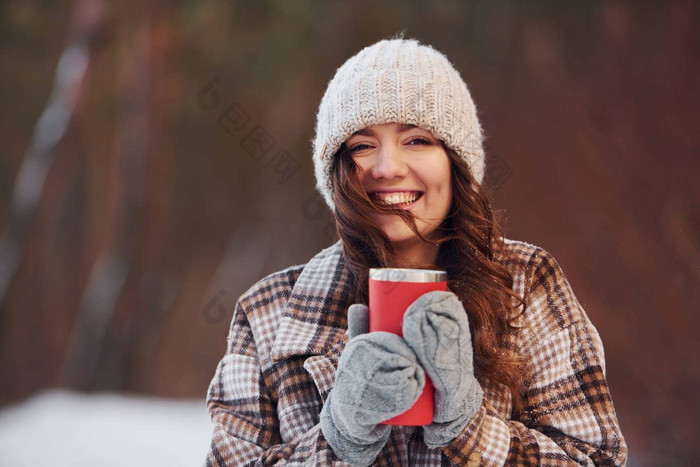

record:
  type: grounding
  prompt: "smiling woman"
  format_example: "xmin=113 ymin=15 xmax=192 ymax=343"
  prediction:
xmin=344 ymin=122 xmax=452 ymax=266
xmin=205 ymin=38 xmax=628 ymax=466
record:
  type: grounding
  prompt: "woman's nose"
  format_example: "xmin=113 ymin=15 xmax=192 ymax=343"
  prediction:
xmin=370 ymin=145 xmax=408 ymax=179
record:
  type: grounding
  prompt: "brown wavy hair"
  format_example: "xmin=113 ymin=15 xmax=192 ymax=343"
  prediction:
xmin=331 ymin=143 xmax=528 ymax=415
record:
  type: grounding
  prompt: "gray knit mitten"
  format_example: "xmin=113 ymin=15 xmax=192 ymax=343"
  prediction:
xmin=320 ymin=304 xmax=425 ymax=466
xmin=402 ymin=291 xmax=484 ymax=448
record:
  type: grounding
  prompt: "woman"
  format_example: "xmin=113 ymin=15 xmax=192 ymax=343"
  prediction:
xmin=206 ymin=38 xmax=628 ymax=466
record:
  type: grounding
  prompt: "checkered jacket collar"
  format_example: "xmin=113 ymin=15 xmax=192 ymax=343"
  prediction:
xmin=270 ymin=241 xmax=352 ymax=363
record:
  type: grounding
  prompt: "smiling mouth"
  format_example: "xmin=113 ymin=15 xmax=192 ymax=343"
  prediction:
xmin=371 ymin=191 xmax=424 ymax=208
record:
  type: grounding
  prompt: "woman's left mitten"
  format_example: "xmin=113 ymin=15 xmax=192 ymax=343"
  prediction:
xmin=402 ymin=291 xmax=484 ymax=447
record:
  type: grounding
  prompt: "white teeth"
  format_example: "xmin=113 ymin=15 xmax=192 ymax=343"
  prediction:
xmin=377 ymin=192 xmax=419 ymax=205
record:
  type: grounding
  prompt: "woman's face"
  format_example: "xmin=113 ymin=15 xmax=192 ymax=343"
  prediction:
xmin=346 ymin=122 xmax=452 ymax=249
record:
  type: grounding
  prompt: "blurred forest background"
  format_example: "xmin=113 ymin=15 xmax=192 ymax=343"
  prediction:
xmin=0 ymin=0 xmax=698 ymax=465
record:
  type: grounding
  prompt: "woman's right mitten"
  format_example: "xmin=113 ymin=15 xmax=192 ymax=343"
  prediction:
xmin=320 ymin=306 xmax=425 ymax=466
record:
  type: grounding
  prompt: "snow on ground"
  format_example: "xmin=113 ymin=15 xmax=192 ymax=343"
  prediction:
xmin=0 ymin=389 xmax=212 ymax=467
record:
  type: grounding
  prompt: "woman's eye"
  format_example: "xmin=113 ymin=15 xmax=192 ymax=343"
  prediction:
xmin=349 ymin=143 xmax=371 ymax=153
xmin=348 ymin=138 xmax=431 ymax=153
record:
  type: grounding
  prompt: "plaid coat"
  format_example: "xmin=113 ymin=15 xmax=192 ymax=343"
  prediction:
xmin=206 ymin=239 xmax=628 ymax=466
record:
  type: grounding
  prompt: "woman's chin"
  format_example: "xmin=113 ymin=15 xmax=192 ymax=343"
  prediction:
xmin=379 ymin=225 xmax=417 ymax=245
xmin=382 ymin=228 xmax=430 ymax=253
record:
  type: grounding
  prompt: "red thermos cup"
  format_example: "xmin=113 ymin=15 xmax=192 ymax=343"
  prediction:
xmin=368 ymin=268 xmax=447 ymax=426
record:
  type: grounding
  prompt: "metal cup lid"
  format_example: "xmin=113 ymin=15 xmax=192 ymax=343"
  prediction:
xmin=369 ymin=268 xmax=447 ymax=283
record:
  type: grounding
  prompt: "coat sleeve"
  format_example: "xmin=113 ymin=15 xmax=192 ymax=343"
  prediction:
xmin=205 ymin=301 xmax=347 ymax=466
xmin=441 ymin=248 xmax=628 ymax=466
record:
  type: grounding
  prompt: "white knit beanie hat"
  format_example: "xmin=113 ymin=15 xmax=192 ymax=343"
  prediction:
xmin=312 ymin=38 xmax=485 ymax=210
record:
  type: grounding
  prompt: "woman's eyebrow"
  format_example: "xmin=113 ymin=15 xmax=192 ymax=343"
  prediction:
xmin=351 ymin=124 xmax=419 ymax=137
